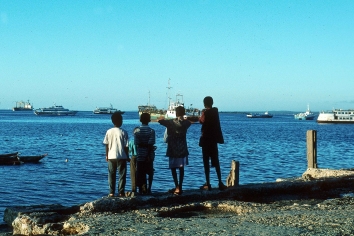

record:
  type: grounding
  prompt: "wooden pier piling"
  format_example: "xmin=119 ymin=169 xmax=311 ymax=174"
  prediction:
xmin=307 ymin=130 xmax=317 ymax=168
xmin=226 ymin=160 xmax=239 ymax=187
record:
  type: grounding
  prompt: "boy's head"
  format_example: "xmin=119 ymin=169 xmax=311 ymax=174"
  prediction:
xmin=140 ymin=113 xmax=151 ymax=124
xmin=111 ymin=112 xmax=123 ymax=127
xmin=203 ymin=96 xmax=213 ymax=108
xmin=176 ymin=106 xmax=185 ymax=117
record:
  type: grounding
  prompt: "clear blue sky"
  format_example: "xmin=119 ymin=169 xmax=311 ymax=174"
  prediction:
xmin=1 ymin=0 xmax=354 ymax=112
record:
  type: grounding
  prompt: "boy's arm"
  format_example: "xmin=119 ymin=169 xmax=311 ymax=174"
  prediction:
xmin=199 ymin=109 xmax=206 ymax=123
xmin=124 ymin=146 xmax=130 ymax=162
xmin=105 ymin=144 xmax=109 ymax=162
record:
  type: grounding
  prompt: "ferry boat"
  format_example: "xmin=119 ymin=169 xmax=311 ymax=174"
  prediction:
xmin=294 ymin=105 xmax=316 ymax=120
xmin=246 ymin=111 xmax=273 ymax=118
xmin=93 ymin=105 xmax=124 ymax=114
xmin=34 ymin=105 xmax=78 ymax=116
xmin=317 ymin=109 xmax=354 ymax=124
xmin=13 ymin=100 xmax=33 ymax=111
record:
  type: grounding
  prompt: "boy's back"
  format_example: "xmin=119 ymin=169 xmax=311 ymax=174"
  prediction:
xmin=134 ymin=125 xmax=155 ymax=161
xmin=103 ymin=112 xmax=129 ymax=197
xmin=104 ymin=127 xmax=129 ymax=159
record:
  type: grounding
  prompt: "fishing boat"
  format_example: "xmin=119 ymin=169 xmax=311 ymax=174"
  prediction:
xmin=13 ymin=100 xmax=33 ymax=111
xmin=185 ymin=105 xmax=201 ymax=123
xmin=317 ymin=109 xmax=354 ymax=124
xmin=294 ymin=105 xmax=316 ymax=120
xmin=138 ymin=91 xmax=165 ymax=121
xmin=246 ymin=111 xmax=273 ymax=118
xmin=164 ymin=79 xmax=200 ymax=122
xmin=0 ymin=152 xmax=21 ymax=165
xmin=34 ymin=105 xmax=78 ymax=116
xmin=165 ymin=93 xmax=185 ymax=120
xmin=165 ymin=96 xmax=201 ymax=122
xmin=18 ymin=153 xmax=47 ymax=163
xmin=93 ymin=104 xmax=124 ymax=114
xmin=138 ymin=105 xmax=165 ymax=121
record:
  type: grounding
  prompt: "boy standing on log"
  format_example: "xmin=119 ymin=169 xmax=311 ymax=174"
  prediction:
xmin=199 ymin=96 xmax=227 ymax=191
xmin=103 ymin=112 xmax=130 ymax=197
xmin=134 ymin=113 xmax=156 ymax=194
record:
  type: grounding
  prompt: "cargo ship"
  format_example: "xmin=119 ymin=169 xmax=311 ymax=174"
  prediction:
xmin=13 ymin=100 xmax=33 ymax=111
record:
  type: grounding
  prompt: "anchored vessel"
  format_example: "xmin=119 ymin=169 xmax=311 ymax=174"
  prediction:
xmin=13 ymin=100 xmax=33 ymax=111
xmin=164 ymin=79 xmax=200 ymax=122
xmin=317 ymin=109 xmax=354 ymax=124
xmin=93 ymin=105 xmax=124 ymax=114
xmin=165 ymin=93 xmax=184 ymax=120
xmin=138 ymin=91 xmax=165 ymax=121
xmin=138 ymin=105 xmax=165 ymax=121
xmin=294 ymin=105 xmax=316 ymax=120
xmin=247 ymin=111 xmax=273 ymax=118
xmin=34 ymin=105 xmax=78 ymax=116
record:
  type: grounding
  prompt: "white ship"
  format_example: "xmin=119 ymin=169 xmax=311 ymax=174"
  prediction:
xmin=164 ymin=79 xmax=200 ymax=122
xmin=34 ymin=105 xmax=78 ymax=116
xmin=317 ymin=109 xmax=354 ymax=124
xmin=165 ymin=93 xmax=185 ymax=120
xmin=93 ymin=104 xmax=124 ymax=114
xmin=294 ymin=105 xmax=316 ymax=120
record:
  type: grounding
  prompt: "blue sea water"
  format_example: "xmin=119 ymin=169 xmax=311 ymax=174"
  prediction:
xmin=1 ymin=110 xmax=354 ymax=223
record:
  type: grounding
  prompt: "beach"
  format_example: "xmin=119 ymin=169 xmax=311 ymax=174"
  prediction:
xmin=61 ymin=197 xmax=354 ymax=235
xmin=2 ymin=168 xmax=354 ymax=235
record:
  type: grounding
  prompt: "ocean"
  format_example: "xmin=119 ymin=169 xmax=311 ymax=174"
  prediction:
xmin=1 ymin=110 xmax=354 ymax=223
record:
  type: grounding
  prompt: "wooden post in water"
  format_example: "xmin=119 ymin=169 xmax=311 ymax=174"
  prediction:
xmin=307 ymin=130 xmax=317 ymax=168
xmin=226 ymin=160 xmax=239 ymax=187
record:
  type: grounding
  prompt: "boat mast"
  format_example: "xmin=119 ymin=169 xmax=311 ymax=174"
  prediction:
xmin=166 ymin=78 xmax=172 ymax=109
xmin=148 ymin=90 xmax=150 ymax=106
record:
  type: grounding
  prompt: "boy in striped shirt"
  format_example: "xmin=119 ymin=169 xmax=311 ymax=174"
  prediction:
xmin=134 ymin=113 xmax=156 ymax=194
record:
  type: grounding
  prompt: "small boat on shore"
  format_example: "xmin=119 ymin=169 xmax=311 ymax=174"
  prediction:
xmin=294 ymin=105 xmax=316 ymax=120
xmin=13 ymin=100 xmax=33 ymax=111
xmin=247 ymin=111 xmax=273 ymax=118
xmin=0 ymin=152 xmax=21 ymax=165
xmin=18 ymin=153 xmax=47 ymax=163
xmin=34 ymin=105 xmax=78 ymax=116
xmin=93 ymin=105 xmax=124 ymax=114
xmin=317 ymin=109 xmax=354 ymax=124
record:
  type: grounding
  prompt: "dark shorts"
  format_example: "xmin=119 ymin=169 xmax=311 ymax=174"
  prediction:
xmin=202 ymin=142 xmax=219 ymax=167
xmin=136 ymin=160 xmax=154 ymax=187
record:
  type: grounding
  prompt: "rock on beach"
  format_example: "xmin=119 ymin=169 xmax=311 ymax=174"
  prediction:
xmin=2 ymin=168 xmax=354 ymax=235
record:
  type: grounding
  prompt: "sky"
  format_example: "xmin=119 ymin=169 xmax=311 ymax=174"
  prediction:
xmin=1 ymin=0 xmax=354 ymax=112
